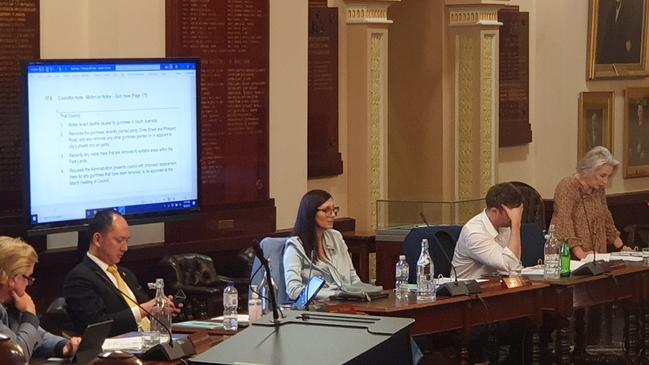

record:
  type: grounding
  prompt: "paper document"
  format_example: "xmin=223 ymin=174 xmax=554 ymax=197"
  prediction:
xmin=172 ymin=320 xmax=223 ymax=330
xmin=610 ymin=253 xmax=643 ymax=261
xmin=102 ymin=336 xmax=143 ymax=351
xmin=580 ymin=253 xmax=642 ymax=263
xmin=406 ymin=278 xmax=486 ymax=291
xmin=521 ymin=265 xmax=544 ymax=276
xmin=212 ymin=314 xmax=250 ymax=325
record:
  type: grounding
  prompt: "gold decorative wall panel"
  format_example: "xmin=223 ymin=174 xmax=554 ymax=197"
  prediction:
xmin=480 ymin=33 xmax=495 ymax=196
xmin=369 ymin=32 xmax=384 ymax=229
xmin=458 ymin=34 xmax=476 ymax=201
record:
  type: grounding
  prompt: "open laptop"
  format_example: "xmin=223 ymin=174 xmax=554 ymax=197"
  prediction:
xmin=45 ymin=319 xmax=113 ymax=365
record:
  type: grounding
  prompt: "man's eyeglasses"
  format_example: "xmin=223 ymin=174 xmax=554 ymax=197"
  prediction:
xmin=317 ymin=206 xmax=340 ymax=216
xmin=22 ymin=275 xmax=36 ymax=286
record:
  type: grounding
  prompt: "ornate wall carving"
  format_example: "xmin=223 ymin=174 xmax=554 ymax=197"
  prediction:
xmin=480 ymin=33 xmax=496 ymax=196
xmin=346 ymin=4 xmax=392 ymax=24
xmin=449 ymin=7 xmax=501 ymax=27
xmin=369 ymin=32 xmax=384 ymax=229
xmin=458 ymin=34 xmax=476 ymax=201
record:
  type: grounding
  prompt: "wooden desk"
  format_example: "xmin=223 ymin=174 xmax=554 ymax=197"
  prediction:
xmin=531 ymin=263 xmax=649 ymax=364
xmin=329 ymin=280 xmax=549 ymax=364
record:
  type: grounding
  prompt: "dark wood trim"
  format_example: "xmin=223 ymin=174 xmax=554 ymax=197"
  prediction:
xmin=498 ymin=6 xmax=532 ymax=147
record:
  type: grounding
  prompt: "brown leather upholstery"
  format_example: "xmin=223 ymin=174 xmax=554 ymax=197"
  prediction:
xmin=42 ymin=297 xmax=77 ymax=338
xmin=624 ymin=224 xmax=649 ymax=249
xmin=158 ymin=253 xmax=248 ymax=320
xmin=511 ymin=181 xmax=546 ymax=231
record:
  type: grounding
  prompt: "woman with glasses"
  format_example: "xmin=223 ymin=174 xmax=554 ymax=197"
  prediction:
xmin=283 ymin=190 xmax=379 ymax=301
xmin=0 ymin=236 xmax=81 ymax=360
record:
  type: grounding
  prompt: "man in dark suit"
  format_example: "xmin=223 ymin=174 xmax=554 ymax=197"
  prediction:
xmin=597 ymin=0 xmax=644 ymax=64
xmin=63 ymin=210 xmax=169 ymax=336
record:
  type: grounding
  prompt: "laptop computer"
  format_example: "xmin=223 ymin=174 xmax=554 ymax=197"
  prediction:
xmin=45 ymin=319 xmax=113 ymax=365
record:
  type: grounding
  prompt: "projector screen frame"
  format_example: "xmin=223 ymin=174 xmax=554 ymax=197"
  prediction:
xmin=23 ymin=57 xmax=202 ymax=234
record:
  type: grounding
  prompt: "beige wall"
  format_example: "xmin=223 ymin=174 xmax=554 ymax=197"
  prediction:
xmin=387 ymin=0 xmax=649 ymax=203
xmin=39 ymin=0 xmax=308 ymax=236
xmin=387 ymin=0 xmax=446 ymax=201
xmin=269 ymin=2 xmax=308 ymax=229
xmin=38 ymin=0 xmax=647 ymax=239
xmin=501 ymin=0 xmax=649 ymax=197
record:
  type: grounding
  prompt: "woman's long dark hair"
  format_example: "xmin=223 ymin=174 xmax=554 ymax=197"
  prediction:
xmin=291 ymin=189 xmax=332 ymax=258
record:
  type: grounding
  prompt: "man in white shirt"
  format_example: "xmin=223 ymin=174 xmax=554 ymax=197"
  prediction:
xmin=452 ymin=182 xmax=524 ymax=279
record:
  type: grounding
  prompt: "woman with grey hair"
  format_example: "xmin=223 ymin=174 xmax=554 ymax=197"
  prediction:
xmin=550 ymin=146 xmax=632 ymax=259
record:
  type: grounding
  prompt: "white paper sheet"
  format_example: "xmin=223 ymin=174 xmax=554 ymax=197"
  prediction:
xmin=102 ymin=336 xmax=143 ymax=351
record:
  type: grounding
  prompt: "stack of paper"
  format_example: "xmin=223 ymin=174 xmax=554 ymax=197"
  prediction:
xmin=102 ymin=337 xmax=143 ymax=351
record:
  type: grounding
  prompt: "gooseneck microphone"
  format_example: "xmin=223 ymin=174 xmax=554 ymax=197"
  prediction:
xmin=572 ymin=193 xmax=610 ymax=276
xmin=252 ymin=241 xmax=281 ymax=323
xmin=419 ymin=212 xmax=481 ymax=296
xmin=94 ymin=271 xmax=195 ymax=360
xmin=304 ymin=247 xmax=315 ymax=311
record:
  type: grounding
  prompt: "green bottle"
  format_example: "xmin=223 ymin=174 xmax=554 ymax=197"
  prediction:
xmin=560 ymin=240 xmax=571 ymax=277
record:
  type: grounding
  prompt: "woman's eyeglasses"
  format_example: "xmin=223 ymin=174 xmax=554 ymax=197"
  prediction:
xmin=22 ymin=275 xmax=36 ymax=286
xmin=317 ymin=206 xmax=340 ymax=216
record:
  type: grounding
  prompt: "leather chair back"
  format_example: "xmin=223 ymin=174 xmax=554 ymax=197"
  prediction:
xmin=511 ymin=181 xmax=546 ymax=231
xmin=624 ymin=224 xmax=649 ymax=249
xmin=42 ymin=297 xmax=78 ymax=337
xmin=403 ymin=225 xmax=462 ymax=281
xmin=159 ymin=253 xmax=219 ymax=288
xmin=249 ymin=237 xmax=291 ymax=305
xmin=521 ymin=223 xmax=545 ymax=267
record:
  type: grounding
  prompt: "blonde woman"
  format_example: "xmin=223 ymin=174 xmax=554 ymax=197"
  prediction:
xmin=550 ymin=146 xmax=632 ymax=259
xmin=0 ymin=236 xmax=80 ymax=360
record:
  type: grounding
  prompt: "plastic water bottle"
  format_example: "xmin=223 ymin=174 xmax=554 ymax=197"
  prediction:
xmin=248 ymin=285 xmax=262 ymax=323
xmin=223 ymin=282 xmax=238 ymax=331
xmin=395 ymin=255 xmax=409 ymax=300
xmin=560 ymin=240 xmax=571 ymax=278
xmin=416 ymin=239 xmax=435 ymax=301
xmin=150 ymin=278 xmax=172 ymax=343
xmin=543 ymin=224 xmax=560 ymax=279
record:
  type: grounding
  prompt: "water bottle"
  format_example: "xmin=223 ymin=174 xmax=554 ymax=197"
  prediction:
xmin=395 ymin=255 xmax=409 ymax=300
xmin=223 ymin=282 xmax=238 ymax=331
xmin=560 ymin=240 xmax=571 ymax=278
xmin=149 ymin=278 xmax=172 ymax=343
xmin=543 ymin=224 xmax=560 ymax=279
xmin=248 ymin=284 xmax=262 ymax=323
xmin=416 ymin=239 xmax=435 ymax=301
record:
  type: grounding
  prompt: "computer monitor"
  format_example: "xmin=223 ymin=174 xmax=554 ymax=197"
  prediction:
xmin=24 ymin=58 xmax=200 ymax=231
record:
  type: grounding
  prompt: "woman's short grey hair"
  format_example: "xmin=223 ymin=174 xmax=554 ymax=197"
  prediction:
xmin=577 ymin=146 xmax=620 ymax=176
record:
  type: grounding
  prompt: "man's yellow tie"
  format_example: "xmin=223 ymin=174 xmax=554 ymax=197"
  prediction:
xmin=106 ymin=265 xmax=150 ymax=331
xmin=106 ymin=265 xmax=138 ymax=307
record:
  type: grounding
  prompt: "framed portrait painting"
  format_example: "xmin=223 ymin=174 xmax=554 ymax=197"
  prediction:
xmin=624 ymin=88 xmax=649 ymax=177
xmin=578 ymin=92 xmax=614 ymax=159
xmin=587 ymin=0 xmax=649 ymax=79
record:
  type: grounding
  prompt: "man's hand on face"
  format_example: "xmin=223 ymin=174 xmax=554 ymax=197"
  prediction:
xmin=502 ymin=204 xmax=524 ymax=226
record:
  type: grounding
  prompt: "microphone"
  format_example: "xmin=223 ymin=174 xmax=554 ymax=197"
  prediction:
xmin=252 ymin=241 xmax=281 ymax=323
xmin=303 ymin=247 xmax=315 ymax=311
xmin=94 ymin=271 xmax=195 ymax=360
xmin=419 ymin=212 xmax=481 ymax=296
xmin=572 ymin=193 xmax=610 ymax=276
